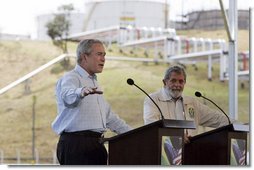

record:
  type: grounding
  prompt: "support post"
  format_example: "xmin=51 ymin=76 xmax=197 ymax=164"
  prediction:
xmin=228 ymin=0 xmax=238 ymax=120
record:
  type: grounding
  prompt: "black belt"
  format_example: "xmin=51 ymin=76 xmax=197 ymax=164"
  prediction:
xmin=62 ymin=130 xmax=104 ymax=138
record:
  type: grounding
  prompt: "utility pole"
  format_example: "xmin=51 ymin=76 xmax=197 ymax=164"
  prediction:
xmin=32 ymin=95 xmax=36 ymax=163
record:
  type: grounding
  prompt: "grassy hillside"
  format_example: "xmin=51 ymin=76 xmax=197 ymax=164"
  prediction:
xmin=0 ymin=30 xmax=249 ymax=164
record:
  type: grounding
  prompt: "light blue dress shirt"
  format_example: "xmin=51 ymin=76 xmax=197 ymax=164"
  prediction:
xmin=52 ymin=64 xmax=132 ymax=135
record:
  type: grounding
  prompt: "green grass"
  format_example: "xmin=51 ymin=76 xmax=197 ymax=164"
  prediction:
xmin=0 ymin=30 xmax=250 ymax=164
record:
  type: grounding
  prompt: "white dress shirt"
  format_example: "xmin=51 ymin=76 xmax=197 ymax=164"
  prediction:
xmin=52 ymin=64 xmax=132 ymax=135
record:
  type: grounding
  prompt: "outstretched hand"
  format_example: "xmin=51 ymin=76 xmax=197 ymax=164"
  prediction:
xmin=81 ymin=87 xmax=103 ymax=97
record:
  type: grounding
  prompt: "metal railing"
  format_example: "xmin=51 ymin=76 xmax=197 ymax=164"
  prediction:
xmin=0 ymin=149 xmax=58 ymax=165
xmin=0 ymin=54 xmax=74 ymax=95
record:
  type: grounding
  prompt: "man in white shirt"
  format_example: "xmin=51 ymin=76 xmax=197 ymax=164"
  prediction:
xmin=52 ymin=39 xmax=132 ymax=165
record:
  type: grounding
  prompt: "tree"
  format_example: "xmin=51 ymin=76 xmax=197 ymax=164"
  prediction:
xmin=46 ymin=4 xmax=74 ymax=53
xmin=46 ymin=4 xmax=74 ymax=70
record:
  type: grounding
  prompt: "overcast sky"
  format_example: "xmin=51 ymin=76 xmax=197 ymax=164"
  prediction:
xmin=0 ymin=0 xmax=85 ymax=35
xmin=0 ymin=0 xmax=253 ymax=36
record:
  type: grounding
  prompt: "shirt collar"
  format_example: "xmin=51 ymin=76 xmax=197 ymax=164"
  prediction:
xmin=74 ymin=64 xmax=97 ymax=80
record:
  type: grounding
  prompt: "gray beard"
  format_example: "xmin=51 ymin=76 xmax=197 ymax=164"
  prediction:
xmin=165 ymin=88 xmax=183 ymax=99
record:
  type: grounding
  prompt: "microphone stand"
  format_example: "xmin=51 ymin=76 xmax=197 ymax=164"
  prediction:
xmin=127 ymin=78 xmax=165 ymax=122
xmin=132 ymin=83 xmax=165 ymax=121
xmin=196 ymin=92 xmax=231 ymax=125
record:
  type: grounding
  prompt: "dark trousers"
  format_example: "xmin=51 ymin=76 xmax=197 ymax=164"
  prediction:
xmin=56 ymin=130 xmax=107 ymax=165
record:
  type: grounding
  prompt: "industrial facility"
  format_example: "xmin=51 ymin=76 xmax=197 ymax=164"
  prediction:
xmin=36 ymin=0 xmax=169 ymax=40
xmin=83 ymin=0 xmax=169 ymax=30
xmin=35 ymin=0 xmax=249 ymax=41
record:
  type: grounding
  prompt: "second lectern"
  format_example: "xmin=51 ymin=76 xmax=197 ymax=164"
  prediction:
xmin=183 ymin=123 xmax=249 ymax=165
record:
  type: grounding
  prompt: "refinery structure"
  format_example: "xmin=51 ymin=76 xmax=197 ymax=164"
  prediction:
xmin=83 ymin=0 xmax=169 ymax=30
xmin=34 ymin=0 xmax=251 ymax=122
xmin=35 ymin=0 xmax=249 ymax=41
xmin=36 ymin=0 xmax=169 ymax=40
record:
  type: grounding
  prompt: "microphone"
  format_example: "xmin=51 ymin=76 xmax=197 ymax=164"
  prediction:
xmin=127 ymin=78 xmax=165 ymax=121
xmin=195 ymin=91 xmax=231 ymax=125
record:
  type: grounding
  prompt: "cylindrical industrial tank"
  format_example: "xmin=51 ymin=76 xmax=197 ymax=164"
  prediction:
xmin=83 ymin=0 xmax=169 ymax=31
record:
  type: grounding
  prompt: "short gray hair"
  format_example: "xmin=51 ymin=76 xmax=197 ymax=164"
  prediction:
xmin=164 ymin=65 xmax=187 ymax=82
xmin=76 ymin=39 xmax=103 ymax=64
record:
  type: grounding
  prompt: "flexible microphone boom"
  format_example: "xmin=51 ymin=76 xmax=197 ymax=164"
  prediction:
xmin=195 ymin=91 xmax=231 ymax=125
xmin=127 ymin=78 xmax=165 ymax=120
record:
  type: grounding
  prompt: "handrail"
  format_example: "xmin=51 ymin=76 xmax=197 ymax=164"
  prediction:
xmin=0 ymin=53 xmax=75 ymax=95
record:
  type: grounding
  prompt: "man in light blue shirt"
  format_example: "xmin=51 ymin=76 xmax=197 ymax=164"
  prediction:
xmin=52 ymin=39 xmax=132 ymax=165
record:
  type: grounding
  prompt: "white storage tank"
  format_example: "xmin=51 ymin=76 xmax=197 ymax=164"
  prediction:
xmin=83 ymin=0 xmax=169 ymax=31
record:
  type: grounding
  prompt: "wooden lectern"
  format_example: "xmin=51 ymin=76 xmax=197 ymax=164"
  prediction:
xmin=183 ymin=123 xmax=249 ymax=165
xmin=106 ymin=119 xmax=195 ymax=165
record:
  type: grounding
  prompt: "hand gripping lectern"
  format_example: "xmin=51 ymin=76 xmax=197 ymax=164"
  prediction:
xmin=106 ymin=119 xmax=195 ymax=165
xmin=183 ymin=123 xmax=249 ymax=165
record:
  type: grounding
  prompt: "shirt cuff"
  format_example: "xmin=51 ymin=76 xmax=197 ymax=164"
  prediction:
xmin=76 ymin=87 xmax=84 ymax=98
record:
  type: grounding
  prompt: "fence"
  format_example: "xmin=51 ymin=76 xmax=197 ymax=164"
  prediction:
xmin=0 ymin=148 xmax=58 ymax=165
